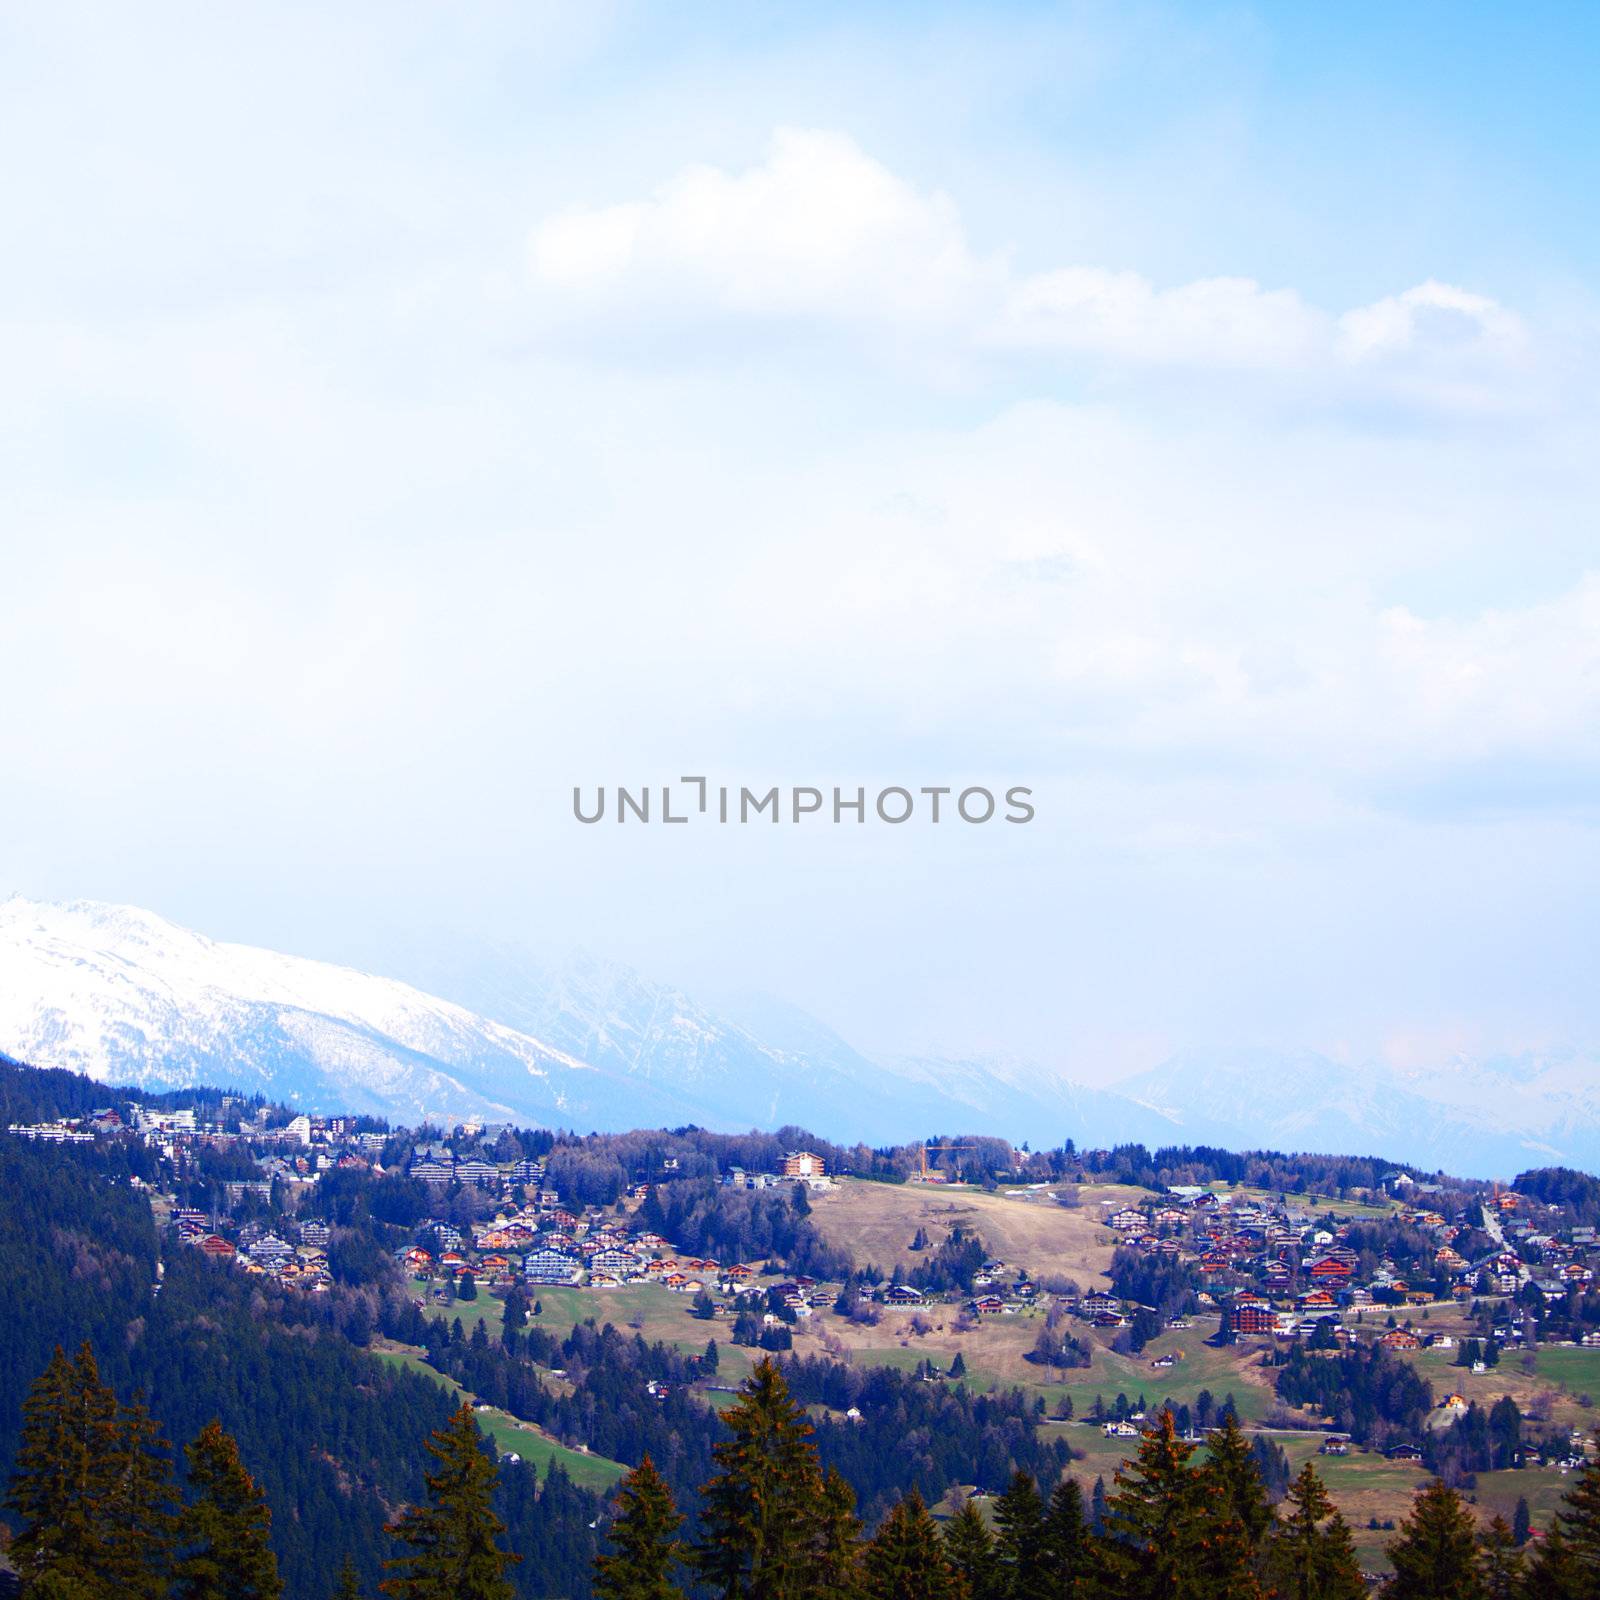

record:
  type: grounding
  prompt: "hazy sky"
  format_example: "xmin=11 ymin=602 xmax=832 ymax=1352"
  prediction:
xmin=4 ymin=2 xmax=1598 ymax=1080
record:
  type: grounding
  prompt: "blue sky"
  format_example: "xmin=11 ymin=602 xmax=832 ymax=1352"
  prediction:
xmin=3 ymin=2 xmax=1598 ymax=1079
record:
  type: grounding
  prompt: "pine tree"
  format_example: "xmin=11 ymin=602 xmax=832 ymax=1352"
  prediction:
xmin=1264 ymin=1462 xmax=1365 ymax=1600
xmin=1098 ymin=1409 xmax=1257 ymax=1600
xmin=593 ymin=1455 xmax=685 ymax=1600
xmin=6 ymin=1345 xmax=102 ymax=1590
xmin=1523 ymin=1433 xmax=1600 ymax=1598
xmin=333 ymin=1556 xmax=365 ymax=1599
xmin=173 ymin=1419 xmax=283 ymax=1600
xmin=1474 ymin=1515 xmax=1524 ymax=1600
xmin=381 ymin=1403 xmax=520 ymax=1600
xmin=992 ymin=1469 xmax=1051 ymax=1600
xmin=690 ymin=1358 xmax=829 ymax=1600
xmin=106 ymin=1390 xmax=181 ymax=1600
xmin=1089 ymin=1476 xmax=1109 ymax=1534
xmin=1204 ymin=1413 xmax=1274 ymax=1553
xmin=1316 ymin=1514 xmax=1365 ymax=1600
xmin=863 ymin=1490 xmax=960 ymax=1600
xmin=5 ymin=1343 xmax=176 ymax=1600
xmin=814 ymin=1466 xmax=864 ymax=1599
xmin=1510 ymin=1496 xmax=1530 ymax=1547
xmin=1042 ymin=1476 xmax=1092 ymax=1597
xmin=1382 ymin=1479 xmax=1485 ymax=1600
xmin=942 ymin=1500 xmax=998 ymax=1600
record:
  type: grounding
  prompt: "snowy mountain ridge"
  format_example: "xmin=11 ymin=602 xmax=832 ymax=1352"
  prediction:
xmin=0 ymin=896 xmax=1596 ymax=1177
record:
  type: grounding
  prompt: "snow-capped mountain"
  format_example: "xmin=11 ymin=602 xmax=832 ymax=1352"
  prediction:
xmin=1111 ymin=1047 xmax=1600 ymax=1178
xmin=2 ymin=896 xmax=1597 ymax=1176
xmin=0 ymin=898 xmax=706 ymax=1130
xmin=372 ymin=941 xmax=937 ymax=1140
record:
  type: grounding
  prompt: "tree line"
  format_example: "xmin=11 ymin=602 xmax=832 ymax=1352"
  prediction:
xmin=586 ymin=1360 xmax=1600 ymax=1600
xmin=24 ymin=1349 xmax=1595 ymax=1599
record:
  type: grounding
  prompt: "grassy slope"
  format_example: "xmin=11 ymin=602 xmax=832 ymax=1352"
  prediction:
xmin=370 ymin=1343 xmax=626 ymax=1492
xmin=404 ymin=1178 xmax=1595 ymax=1568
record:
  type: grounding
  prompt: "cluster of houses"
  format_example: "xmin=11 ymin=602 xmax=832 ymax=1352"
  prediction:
xmin=170 ymin=1208 xmax=334 ymax=1290
xmin=1094 ymin=1181 xmax=1600 ymax=1351
xmin=397 ymin=1151 xmax=839 ymax=1307
xmin=400 ymin=1199 xmax=841 ymax=1318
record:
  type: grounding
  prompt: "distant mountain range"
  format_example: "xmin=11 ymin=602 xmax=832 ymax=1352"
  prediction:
xmin=0 ymin=896 xmax=1595 ymax=1179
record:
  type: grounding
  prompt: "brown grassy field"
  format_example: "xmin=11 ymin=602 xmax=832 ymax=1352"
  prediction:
xmin=805 ymin=1177 xmax=1143 ymax=1287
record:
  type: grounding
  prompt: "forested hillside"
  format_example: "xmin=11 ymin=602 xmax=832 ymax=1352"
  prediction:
xmin=0 ymin=1127 xmax=602 ymax=1596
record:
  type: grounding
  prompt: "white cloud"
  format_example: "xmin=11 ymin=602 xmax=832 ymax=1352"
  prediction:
xmin=531 ymin=127 xmax=990 ymax=323
xmin=995 ymin=268 xmax=1326 ymax=367
xmin=529 ymin=128 xmax=1539 ymax=403
xmin=1339 ymin=279 xmax=1526 ymax=363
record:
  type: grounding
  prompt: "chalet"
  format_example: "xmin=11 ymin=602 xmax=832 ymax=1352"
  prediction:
xmin=247 ymin=1233 xmax=294 ymax=1269
xmin=1379 ymin=1329 xmax=1420 ymax=1352
xmin=1230 ymin=1304 xmax=1277 ymax=1337
xmin=523 ymin=1249 xmax=582 ymax=1285
xmin=883 ymin=1284 xmax=925 ymax=1304
xmin=782 ymin=1151 xmax=826 ymax=1180
xmin=970 ymin=1295 xmax=1005 ymax=1316
xmin=198 ymin=1235 xmax=236 ymax=1260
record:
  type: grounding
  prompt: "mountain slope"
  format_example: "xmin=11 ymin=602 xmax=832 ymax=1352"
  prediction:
xmin=0 ymin=898 xmax=706 ymax=1129
xmin=3 ymin=898 xmax=1594 ymax=1174
xmin=1112 ymin=1046 xmax=1598 ymax=1178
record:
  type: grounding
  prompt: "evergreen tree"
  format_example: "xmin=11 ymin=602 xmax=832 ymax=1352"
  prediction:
xmin=5 ymin=1343 xmax=176 ymax=1600
xmin=814 ymin=1466 xmax=864 ymax=1599
xmin=1098 ymin=1409 xmax=1258 ymax=1600
xmin=381 ymin=1403 xmax=520 ymax=1600
xmin=1041 ymin=1476 xmax=1092 ymax=1596
xmin=1523 ymin=1433 xmax=1600 ymax=1598
xmin=1474 ymin=1515 xmax=1524 ymax=1600
xmin=1263 ymin=1463 xmax=1365 ymax=1600
xmin=593 ymin=1455 xmax=684 ymax=1600
xmin=992 ymin=1469 xmax=1051 ymax=1600
xmin=174 ymin=1419 xmax=283 ymax=1600
xmin=1382 ymin=1479 xmax=1485 ymax=1600
xmin=690 ymin=1358 xmax=829 ymax=1600
xmin=333 ymin=1556 xmax=365 ymax=1600
xmin=1089 ymin=1476 xmax=1109 ymax=1534
xmin=503 ymin=1285 xmax=529 ymax=1333
xmin=942 ymin=1500 xmax=998 ymax=1600
xmin=107 ymin=1391 xmax=181 ymax=1600
xmin=6 ymin=1345 xmax=105 ymax=1592
xmin=1510 ymin=1497 xmax=1531 ymax=1547
xmin=862 ymin=1491 xmax=960 ymax=1600
xmin=1204 ymin=1413 xmax=1274 ymax=1553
